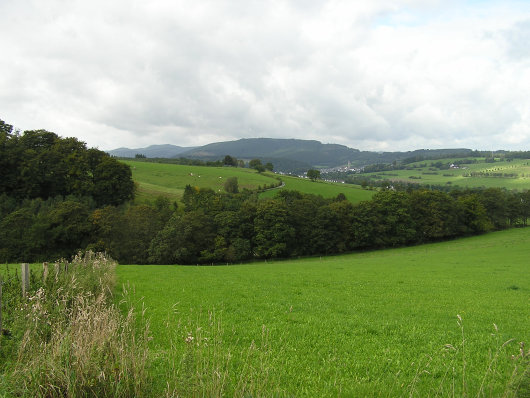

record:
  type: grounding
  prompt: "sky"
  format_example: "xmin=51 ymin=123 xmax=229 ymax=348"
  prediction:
xmin=1 ymin=0 xmax=529 ymax=152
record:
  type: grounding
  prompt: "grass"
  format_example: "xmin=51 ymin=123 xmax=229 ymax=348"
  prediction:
xmin=260 ymin=174 xmax=375 ymax=203
xmin=362 ymin=158 xmax=530 ymax=189
xmin=117 ymin=228 xmax=530 ymax=397
xmin=122 ymin=160 xmax=280 ymax=203
xmin=0 ymin=253 xmax=150 ymax=397
xmin=122 ymin=160 xmax=375 ymax=204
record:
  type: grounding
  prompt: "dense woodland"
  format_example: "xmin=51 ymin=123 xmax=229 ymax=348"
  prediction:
xmin=2 ymin=118 xmax=530 ymax=264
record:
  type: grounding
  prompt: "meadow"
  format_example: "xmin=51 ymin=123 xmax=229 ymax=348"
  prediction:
xmin=259 ymin=174 xmax=374 ymax=202
xmin=122 ymin=160 xmax=280 ymax=203
xmin=362 ymin=158 xmax=530 ymax=190
xmin=117 ymin=228 xmax=530 ymax=397
xmin=122 ymin=160 xmax=374 ymax=204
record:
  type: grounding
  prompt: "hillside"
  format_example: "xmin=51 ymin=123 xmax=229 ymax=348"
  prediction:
xmin=109 ymin=138 xmax=473 ymax=173
xmin=259 ymin=174 xmax=374 ymax=203
xmin=122 ymin=160 xmax=280 ymax=203
xmin=122 ymin=160 xmax=373 ymax=204
xmin=108 ymin=144 xmax=194 ymax=158
xmin=357 ymin=157 xmax=530 ymax=190
xmin=179 ymin=138 xmax=472 ymax=171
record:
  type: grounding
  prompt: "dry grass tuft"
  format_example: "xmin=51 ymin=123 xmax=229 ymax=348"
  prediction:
xmin=3 ymin=252 xmax=151 ymax=398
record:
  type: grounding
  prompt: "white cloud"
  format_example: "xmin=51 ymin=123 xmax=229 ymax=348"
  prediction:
xmin=0 ymin=0 xmax=529 ymax=151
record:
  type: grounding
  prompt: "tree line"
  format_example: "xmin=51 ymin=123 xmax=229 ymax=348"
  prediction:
xmin=2 ymin=183 xmax=529 ymax=264
xmin=2 ymin=117 xmax=530 ymax=265
xmin=125 ymin=155 xmax=274 ymax=172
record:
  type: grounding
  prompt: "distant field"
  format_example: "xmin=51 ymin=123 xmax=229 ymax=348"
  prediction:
xmin=123 ymin=160 xmax=374 ymax=204
xmin=362 ymin=158 xmax=530 ymax=189
xmin=260 ymin=174 xmax=375 ymax=202
xmin=122 ymin=160 xmax=279 ymax=203
xmin=118 ymin=228 xmax=530 ymax=397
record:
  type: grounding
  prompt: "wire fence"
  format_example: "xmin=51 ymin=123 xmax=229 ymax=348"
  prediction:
xmin=0 ymin=274 xmax=20 ymax=285
xmin=0 ymin=263 xmax=36 ymax=333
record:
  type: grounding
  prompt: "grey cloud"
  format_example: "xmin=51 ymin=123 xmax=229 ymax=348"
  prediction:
xmin=1 ymin=0 xmax=529 ymax=151
xmin=501 ymin=19 xmax=530 ymax=61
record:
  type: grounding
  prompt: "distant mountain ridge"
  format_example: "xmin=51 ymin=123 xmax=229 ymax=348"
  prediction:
xmin=180 ymin=138 xmax=359 ymax=165
xmin=107 ymin=144 xmax=194 ymax=158
xmin=108 ymin=138 xmax=472 ymax=173
xmin=178 ymin=138 xmax=472 ymax=171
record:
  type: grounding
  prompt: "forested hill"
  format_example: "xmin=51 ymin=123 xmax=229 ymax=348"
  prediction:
xmin=180 ymin=138 xmax=357 ymax=166
xmin=108 ymin=138 xmax=472 ymax=172
xmin=180 ymin=139 xmax=474 ymax=171
xmin=107 ymin=144 xmax=193 ymax=158
xmin=116 ymin=138 xmax=470 ymax=172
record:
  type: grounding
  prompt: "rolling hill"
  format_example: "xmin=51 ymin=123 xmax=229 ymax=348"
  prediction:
xmin=358 ymin=157 xmax=530 ymax=190
xmin=121 ymin=160 xmax=373 ymax=204
xmin=178 ymin=138 xmax=471 ymax=171
xmin=109 ymin=138 xmax=473 ymax=173
xmin=107 ymin=144 xmax=194 ymax=158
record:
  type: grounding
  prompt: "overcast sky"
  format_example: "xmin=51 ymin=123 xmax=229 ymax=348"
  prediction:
xmin=1 ymin=0 xmax=529 ymax=152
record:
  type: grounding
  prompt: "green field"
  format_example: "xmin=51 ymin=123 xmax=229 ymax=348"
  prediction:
xmin=123 ymin=160 xmax=374 ymax=204
xmin=122 ymin=160 xmax=280 ymax=202
xmin=260 ymin=174 xmax=375 ymax=202
xmin=363 ymin=158 xmax=530 ymax=189
xmin=117 ymin=228 xmax=530 ymax=396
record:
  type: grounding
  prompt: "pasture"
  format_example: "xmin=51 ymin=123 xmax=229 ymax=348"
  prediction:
xmin=117 ymin=228 xmax=530 ymax=397
xmin=122 ymin=160 xmax=279 ymax=202
xmin=260 ymin=174 xmax=375 ymax=202
xmin=362 ymin=158 xmax=530 ymax=189
xmin=123 ymin=160 xmax=374 ymax=204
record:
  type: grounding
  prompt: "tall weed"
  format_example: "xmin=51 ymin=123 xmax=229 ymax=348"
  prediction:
xmin=1 ymin=253 xmax=151 ymax=398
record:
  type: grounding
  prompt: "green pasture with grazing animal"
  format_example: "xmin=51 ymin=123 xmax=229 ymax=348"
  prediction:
xmin=122 ymin=159 xmax=374 ymax=204
xmin=122 ymin=160 xmax=280 ymax=203
xmin=117 ymin=227 xmax=530 ymax=397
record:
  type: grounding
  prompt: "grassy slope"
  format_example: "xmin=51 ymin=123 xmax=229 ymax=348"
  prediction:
xmin=117 ymin=228 xmax=530 ymax=396
xmin=260 ymin=174 xmax=375 ymax=202
xmin=123 ymin=160 xmax=374 ymax=204
xmin=363 ymin=158 xmax=530 ymax=189
xmin=122 ymin=160 xmax=280 ymax=203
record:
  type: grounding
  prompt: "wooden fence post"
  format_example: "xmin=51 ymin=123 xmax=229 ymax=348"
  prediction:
xmin=21 ymin=263 xmax=29 ymax=298
xmin=43 ymin=262 xmax=49 ymax=284
xmin=54 ymin=262 xmax=60 ymax=282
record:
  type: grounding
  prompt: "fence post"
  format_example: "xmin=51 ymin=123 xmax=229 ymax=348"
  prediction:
xmin=54 ymin=262 xmax=60 ymax=282
xmin=43 ymin=262 xmax=49 ymax=284
xmin=21 ymin=263 xmax=30 ymax=298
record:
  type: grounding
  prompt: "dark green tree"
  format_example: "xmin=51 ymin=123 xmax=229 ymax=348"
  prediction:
xmin=92 ymin=157 xmax=135 ymax=206
xmin=254 ymin=199 xmax=295 ymax=258
xmin=43 ymin=199 xmax=92 ymax=259
xmin=223 ymin=155 xmax=238 ymax=167
xmin=249 ymin=159 xmax=265 ymax=172
xmin=408 ymin=190 xmax=458 ymax=242
xmin=456 ymin=194 xmax=492 ymax=234
xmin=148 ymin=210 xmax=216 ymax=264
xmin=478 ymin=188 xmax=508 ymax=229
xmin=224 ymin=177 xmax=239 ymax=193
xmin=307 ymin=169 xmax=321 ymax=181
